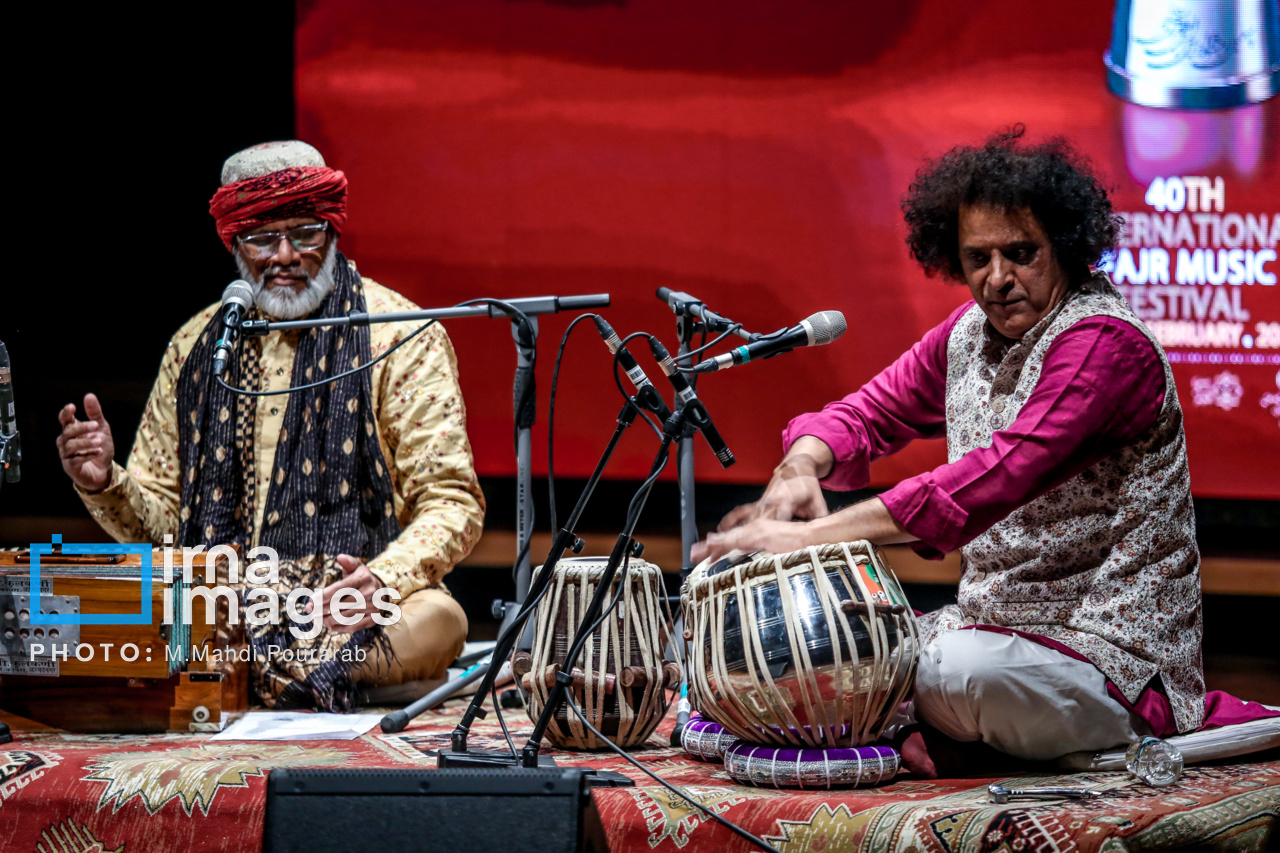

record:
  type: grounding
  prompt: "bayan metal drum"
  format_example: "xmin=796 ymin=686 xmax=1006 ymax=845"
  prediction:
xmin=514 ymin=556 xmax=679 ymax=749
xmin=682 ymin=541 xmax=919 ymax=749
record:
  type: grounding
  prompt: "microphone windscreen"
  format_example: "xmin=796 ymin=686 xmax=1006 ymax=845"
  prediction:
xmin=222 ymin=280 xmax=254 ymax=308
xmin=805 ymin=310 xmax=847 ymax=345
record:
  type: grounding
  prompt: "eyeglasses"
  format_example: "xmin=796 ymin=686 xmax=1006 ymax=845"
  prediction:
xmin=237 ymin=222 xmax=329 ymax=257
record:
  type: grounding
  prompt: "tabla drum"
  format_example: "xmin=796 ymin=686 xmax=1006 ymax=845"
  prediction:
xmin=682 ymin=541 xmax=919 ymax=749
xmin=514 ymin=556 xmax=680 ymax=749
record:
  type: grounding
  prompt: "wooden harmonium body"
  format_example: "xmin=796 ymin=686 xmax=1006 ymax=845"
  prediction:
xmin=0 ymin=547 xmax=247 ymax=733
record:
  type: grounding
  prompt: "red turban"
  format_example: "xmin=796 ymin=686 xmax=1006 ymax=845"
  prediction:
xmin=209 ymin=166 xmax=348 ymax=251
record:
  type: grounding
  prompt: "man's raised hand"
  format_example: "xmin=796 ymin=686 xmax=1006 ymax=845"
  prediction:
xmin=57 ymin=393 xmax=115 ymax=493
xmin=717 ymin=448 xmax=830 ymax=532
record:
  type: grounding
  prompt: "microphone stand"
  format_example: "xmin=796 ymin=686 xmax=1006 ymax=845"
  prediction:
xmin=654 ymin=290 xmax=743 ymax=744
xmin=504 ymin=399 xmax=696 ymax=783
xmin=493 ymin=315 xmax=538 ymax=656
xmin=423 ymin=384 xmax=669 ymax=756
xmin=512 ymin=401 xmax=700 ymax=780
xmin=671 ymin=314 xmax=698 ymax=743
xmin=238 ymin=293 xmax=609 ymax=720
xmin=238 ymin=293 xmax=610 ymax=336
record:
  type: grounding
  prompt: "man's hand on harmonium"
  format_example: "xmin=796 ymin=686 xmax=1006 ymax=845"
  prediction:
xmin=57 ymin=393 xmax=115 ymax=493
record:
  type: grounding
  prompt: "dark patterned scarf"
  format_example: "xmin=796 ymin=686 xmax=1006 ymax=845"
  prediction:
xmin=175 ymin=252 xmax=400 ymax=709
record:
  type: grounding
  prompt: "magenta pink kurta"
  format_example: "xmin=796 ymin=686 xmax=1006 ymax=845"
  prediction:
xmin=784 ymin=304 xmax=1165 ymax=556
xmin=783 ymin=298 xmax=1277 ymax=734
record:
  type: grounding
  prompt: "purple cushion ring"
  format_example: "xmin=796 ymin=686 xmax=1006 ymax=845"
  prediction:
xmin=681 ymin=712 xmax=740 ymax=761
xmin=724 ymin=742 xmax=901 ymax=789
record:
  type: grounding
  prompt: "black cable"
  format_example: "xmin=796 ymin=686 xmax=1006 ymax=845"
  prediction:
xmin=511 ymin=533 xmax=534 ymax=587
xmin=216 ymin=319 xmax=438 ymax=396
xmin=492 ymin=666 xmax=517 ymax=758
xmin=574 ymin=550 xmax=634 ymax=658
xmin=681 ymin=323 xmax=742 ymax=360
xmin=548 ymin=313 xmax=601 ymax=534
xmin=690 ymin=323 xmax=710 ymax=391
xmin=611 ymin=331 xmax=664 ymax=440
xmin=453 ymin=298 xmax=536 ymax=359
xmin=450 ymin=300 xmax=536 ymax=430
xmin=563 ymin=695 xmax=783 ymax=853
xmin=572 ymin=448 xmax=669 ymax=644
xmin=673 ymin=323 xmax=753 ymax=373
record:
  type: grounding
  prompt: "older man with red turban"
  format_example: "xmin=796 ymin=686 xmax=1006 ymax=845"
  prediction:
xmin=56 ymin=141 xmax=485 ymax=710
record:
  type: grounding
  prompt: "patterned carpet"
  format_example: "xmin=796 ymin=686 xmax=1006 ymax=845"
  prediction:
xmin=1 ymin=701 xmax=1277 ymax=852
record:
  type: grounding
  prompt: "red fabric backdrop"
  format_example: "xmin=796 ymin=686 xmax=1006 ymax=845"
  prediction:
xmin=295 ymin=0 xmax=1280 ymax=498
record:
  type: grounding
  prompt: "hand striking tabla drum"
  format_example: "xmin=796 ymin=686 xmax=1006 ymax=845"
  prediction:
xmin=514 ymin=556 xmax=680 ymax=749
xmin=682 ymin=541 xmax=919 ymax=749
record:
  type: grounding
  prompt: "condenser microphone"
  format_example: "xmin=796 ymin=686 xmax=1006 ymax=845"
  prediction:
xmin=212 ymin=281 xmax=254 ymax=377
xmin=647 ymin=337 xmax=735 ymax=468
xmin=593 ymin=316 xmax=672 ymax=421
xmin=689 ymin=310 xmax=846 ymax=374
xmin=0 ymin=341 xmax=20 ymax=484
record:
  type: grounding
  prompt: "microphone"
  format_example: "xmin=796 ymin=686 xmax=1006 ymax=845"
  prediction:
xmin=0 ymin=341 xmax=20 ymax=484
xmin=593 ymin=316 xmax=672 ymax=421
xmin=212 ymin=281 xmax=254 ymax=378
xmin=647 ymin=337 xmax=735 ymax=468
xmin=689 ymin=310 xmax=846 ymax=374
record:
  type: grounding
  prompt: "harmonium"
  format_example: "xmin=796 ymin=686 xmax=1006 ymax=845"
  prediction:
xmin=0 ymin=541 xmax=248 ymax=733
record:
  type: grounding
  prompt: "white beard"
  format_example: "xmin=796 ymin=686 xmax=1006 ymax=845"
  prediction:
xmin=235 ymin=245 xmax=339 ymax=320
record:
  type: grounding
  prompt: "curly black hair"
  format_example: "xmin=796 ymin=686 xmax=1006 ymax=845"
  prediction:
xmin=901 ymin=126 xmax=1121 ymax=287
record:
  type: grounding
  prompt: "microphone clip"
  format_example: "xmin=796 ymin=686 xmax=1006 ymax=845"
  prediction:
xmin=664 ymin=400 xmax=735 ymax=467
xmin=632 ymin=385 xmax=669 ymax=419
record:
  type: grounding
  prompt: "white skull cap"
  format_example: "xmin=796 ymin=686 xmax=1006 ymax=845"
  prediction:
xmin=220 ymin=140 xmax=327 ymax=186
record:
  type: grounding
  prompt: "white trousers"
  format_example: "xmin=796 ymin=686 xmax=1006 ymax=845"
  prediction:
xmin=913 ymin=629 xmax=1149 ymax=761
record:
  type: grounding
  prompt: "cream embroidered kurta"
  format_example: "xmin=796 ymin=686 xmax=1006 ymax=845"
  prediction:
xmin=77 ymin=277 xmax=485 ymax=599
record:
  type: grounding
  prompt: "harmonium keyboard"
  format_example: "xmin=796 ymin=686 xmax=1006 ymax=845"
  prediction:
xmin=0 ymin=543 xmax=248 ymax=733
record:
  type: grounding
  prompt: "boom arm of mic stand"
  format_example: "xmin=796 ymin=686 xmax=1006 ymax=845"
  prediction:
xmin=239 ymin=293 xmax=611 ymax=335
xmin=424 ymin=393 xmax=661 ymax=750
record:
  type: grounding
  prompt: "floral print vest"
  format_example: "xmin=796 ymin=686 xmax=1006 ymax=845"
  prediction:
xmin=930 ymin=274 xmax=1204 ymax=733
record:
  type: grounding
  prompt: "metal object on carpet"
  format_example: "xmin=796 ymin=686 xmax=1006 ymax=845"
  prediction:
xmin=987 ymin=783 xmax=1105 ymax=804
xmin=1125 ymin=736 xmax=1184 ymax=787
xmin=264 ymin=767 xmax=609 ymax=853
xmin=1055 ymin=716 xmax=1280 ymax=774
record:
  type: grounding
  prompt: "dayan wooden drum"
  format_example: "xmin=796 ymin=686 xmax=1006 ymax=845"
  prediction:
xmin=513 ymin=556 xmax=680 ymax=749
xmin=682 ymin=541 xmax=919 ymax=749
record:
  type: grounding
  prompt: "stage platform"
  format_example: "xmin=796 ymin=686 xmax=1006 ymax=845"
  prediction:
xmin=2 ymin=702 xmax=1277 ymax=852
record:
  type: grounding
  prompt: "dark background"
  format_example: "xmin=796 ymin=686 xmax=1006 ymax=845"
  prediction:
xmin=0 ymin=2 xmax=1274 ymax=691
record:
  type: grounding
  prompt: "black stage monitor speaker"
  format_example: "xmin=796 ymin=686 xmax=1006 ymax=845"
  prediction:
xmin=264 ymin=767 xmax=609 ymax=853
